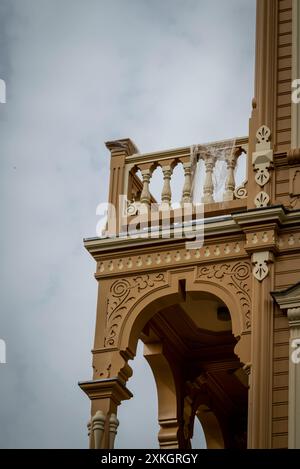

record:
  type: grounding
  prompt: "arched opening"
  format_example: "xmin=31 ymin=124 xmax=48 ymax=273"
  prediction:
xmin=115 ymin=340 xmax=159 ymax=449
xmin=149 ymin=166 xmax=164 ymax=203
xmin=170 ymin=162 xmax=185 ymax=208
xmin=120 ymin=284 xmax=249 ymax=449
xmin=191 ymin=415 xmax=207 ymax=449
xmin=235 ymin=151 xmax=247 ymax=189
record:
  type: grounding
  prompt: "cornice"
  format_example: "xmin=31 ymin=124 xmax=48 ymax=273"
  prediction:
xmin=83 ymin=206 xmax=300 ymax=282
xmin=233 ymin=205 xmax=300 ymax=229
xmin=105 ymin=138 xmax=139 ymax=156
xmin=272 ymin=282 xmax=300 ymax=310
xmin=85 ymin=206 xmax=300 ymax=261
xmin=84 ymin=215 xmax=242 ymax=258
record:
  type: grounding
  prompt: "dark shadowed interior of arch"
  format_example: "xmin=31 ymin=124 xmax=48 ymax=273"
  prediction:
xmin=138 ymin=289 xmax=249 ymax=449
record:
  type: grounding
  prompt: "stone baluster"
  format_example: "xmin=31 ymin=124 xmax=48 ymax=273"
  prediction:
xmin=92 ymin=410 xmax=106 ymax=449
xmin=140 ymin=169 xmax=152 ymax=206
xmin=181 ymin=162 xmax=192 ymax=204
xmin=201 ymin=153 xmax=216 ymax=204
xmin=223 ymin=147 xmax=240 ymax=201
xmin=161 ymin=166 xmax=173 ymax=208
xmin=109 ymin=413 xmax=119 ymax=449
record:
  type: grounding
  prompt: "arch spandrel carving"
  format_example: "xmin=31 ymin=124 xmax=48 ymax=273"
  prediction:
xmin=105 ymin=273 xmax=168 ymax=348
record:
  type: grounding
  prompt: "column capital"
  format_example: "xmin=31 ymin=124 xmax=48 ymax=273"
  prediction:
xmin=79 ymin=378 xmax=133 ymax=405
xmin=105 ymin=138 xmax=139 ymax=157
xmin=287 ymin=307 xmax=300 ymax=327
xmin=272 ymin=281 xmax=300 ymax=316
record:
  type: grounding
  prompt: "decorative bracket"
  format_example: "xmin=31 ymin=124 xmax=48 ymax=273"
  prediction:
xmin=254 ymin=191 xmax=270 ymax=208
xmin=252 ymin=126 xmax=273 ymax=207
xmin=287 ymin=307 xmax=300 ymax=327
xmin=252 ymin=125 xmax=273 ymax=187
xmin=252 ymin=151 xmax=273 ymax=186
xmin=251 ymin=251 xmax=273 ymax=281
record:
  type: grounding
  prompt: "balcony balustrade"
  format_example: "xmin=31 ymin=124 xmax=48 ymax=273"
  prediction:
xmin=104 ymin=136 xmax=248 ymax=237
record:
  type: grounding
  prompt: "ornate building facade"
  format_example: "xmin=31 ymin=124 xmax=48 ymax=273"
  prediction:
xmin=79 ymin=0 xmax=300 ymax=449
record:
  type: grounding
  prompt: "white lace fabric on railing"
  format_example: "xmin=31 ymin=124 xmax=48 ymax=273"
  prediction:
xmin=191 ymin=138 xmax=246 ymax=204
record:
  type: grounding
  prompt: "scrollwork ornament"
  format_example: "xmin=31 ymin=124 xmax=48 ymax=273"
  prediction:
xmin=234 ymin=180 xmax=248 ymax=199
xmin=105 ymin=273 xmax=166 ymax=347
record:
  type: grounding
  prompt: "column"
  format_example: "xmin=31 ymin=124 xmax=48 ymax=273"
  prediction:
xmin=79 ymin=378 xmax=132 ymax=449
xmin=247 ymin=251 xmax=274 ymax=448
xmin=105 ymin=139 xmax=139 ymax=235
xmin=144 ymin=342 xmax=187 ymax=448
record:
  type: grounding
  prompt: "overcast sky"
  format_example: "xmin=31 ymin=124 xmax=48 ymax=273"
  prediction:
xmin=0 ymin=0 xmax=256 ymax=448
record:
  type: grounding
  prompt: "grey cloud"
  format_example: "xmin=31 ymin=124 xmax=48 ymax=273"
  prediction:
xmin=0 ymin=0 xmax=255 ymax=448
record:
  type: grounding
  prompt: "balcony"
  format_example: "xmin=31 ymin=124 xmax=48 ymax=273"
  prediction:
xmin=102 ymin=136 xmax=248 ymax=239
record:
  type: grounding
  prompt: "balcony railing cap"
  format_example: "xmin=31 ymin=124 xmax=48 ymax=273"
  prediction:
xmin=105 ymin=138 xmax=139 ymax=156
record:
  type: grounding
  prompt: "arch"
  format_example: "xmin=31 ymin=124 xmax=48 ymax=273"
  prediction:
xmin=102 ymin=265 xmax=250 ymax=450
xmin=149 ymin=165 xmax=164 ymax=203
xmin=117 ymin=266 xmax=251 ymax=364
xmin=170 ymin=161 xmax=185 ymax=207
